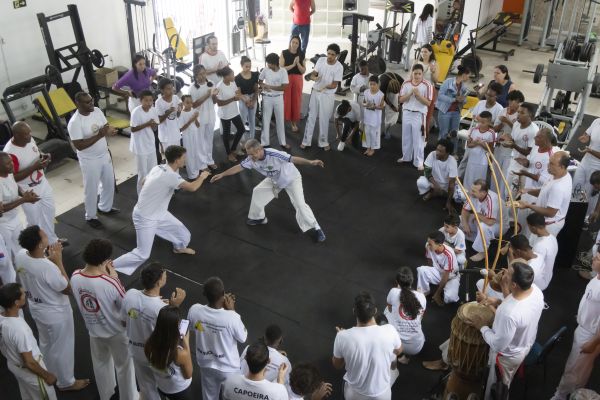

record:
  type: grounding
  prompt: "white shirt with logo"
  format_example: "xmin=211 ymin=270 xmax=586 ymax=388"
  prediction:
xmin=155 ymin=95 xmax=182 ymax=145
xmin=121 ymin=288 xmax=166 ymax=360
xmin=130 ymin=105 xmax=160 ymax=155
xmin=400 ymin=80 xmax=433 ymax=114
xmin=3 ymin=141 xmax=46 ymax=190
xmin=386 ymin=288 xmax=426 ymax=343
xmin=67 ymin=107 xmax=109 ymax=160
xmin=222 ymin=374 xmax=288 ymax=400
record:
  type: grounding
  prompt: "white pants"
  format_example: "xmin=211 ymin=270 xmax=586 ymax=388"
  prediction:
xmin=573 ymin=163 xmax=595 ymax=213
xmin=401 ymin=110 xmax=426 ymax=168
xmin=31 ymin=307 xmax=75 ymax=389
xmin=303 ymin=90 xmax=335 ymax=148
xmin=475 ymin=278 xmax=504 ymax=300
xmin=463 ymin=217 xmax=499 ymax=253
xmin=249 ymin=177 xmax=320 ymax=232
xmin=7 ymin=357 xmax=57 ymax=400
xmin=135 ymin=153 xmax=157 ymax=194
xmin=416 ymin=176 xmax=451 ymax=196
xmin=133 ymin=357 xmax=160 ymax=400
xmin=343 ymin=382 xmax=391 ymax=400
xmin=416 ymin=266 xmax=460 ymax=303
xmin=182 ymin=127 xmax=206 ymax=179
xmin=113 ymin=210 xmax=191 ymax=275
xmin=484 ymin=349 xmax=527 ymax=400
xmin=364 ymin=124 xmax=381 ymax=150
xmin=89 ymin=332 xmax=138 ymax=400
xmin=551 ymin=326 xmax=600 ymax=400
xmin=22 ymin=179 xmax=58 ymax=244
xmin=463 ymin=161 xmax=488 ymax=191
xmin=79 ymin=153 xmax=116 ymax=220
xmin=0 ymin=234 xmax=15 ymax=284
xmin=199 ymin=367 xmax=236 ymax=400
xmin=0 ymin=214 xmax=23 ymax=262
xmin=261 ymin=95 xmax=286 ymax=146
xmin=198 ymin=123 xmax=216 ymax=166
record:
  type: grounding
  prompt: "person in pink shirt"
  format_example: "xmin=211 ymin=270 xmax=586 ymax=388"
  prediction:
xmin=289 ymin=0 xmax=316 ymax=54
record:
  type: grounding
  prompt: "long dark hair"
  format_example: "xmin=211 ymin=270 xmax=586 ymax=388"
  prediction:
xmin=396 ymin=267 xmax=422 ymax=319
xmin=145 ymin=306 xmax=181 ymax=370
xmin=193 ymin=64 xmax=212 ymax=88
xmin=132 ymin=54 xmax=146 ymax=80
xmin=420 ymin=4 xmax=434 ymax=21
xmin=419 ymin=44 xmax=436 ymax=62
xmin=495 ymin=64 xmax=511 ymax=81
xmin=289 ymin=35 xmax=302 ymax=54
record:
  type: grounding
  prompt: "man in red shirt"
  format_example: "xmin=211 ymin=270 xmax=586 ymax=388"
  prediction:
xmin=289 ymin=0 xmax=316 ymax=54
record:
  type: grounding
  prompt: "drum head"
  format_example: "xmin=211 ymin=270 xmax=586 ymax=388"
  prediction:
xmin=458 ymin=302 xmax=494 ymax=328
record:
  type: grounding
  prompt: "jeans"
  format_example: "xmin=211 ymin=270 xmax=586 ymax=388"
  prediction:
xmin=238 ymin=99 xmax=256 ymax=140
xmin=291 ymin=24 xmax=311 ymax=54
xmin=437 ymin=110 xmax=461 ymax=139
xmin=221 ymin=115 xmax=246 ymax=155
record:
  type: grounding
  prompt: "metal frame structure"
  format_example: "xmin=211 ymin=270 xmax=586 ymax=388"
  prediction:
xmin=382 ymin=1 xmax=415 ymax=71
xmin=124 ymin=0 xmax=150 ymax=61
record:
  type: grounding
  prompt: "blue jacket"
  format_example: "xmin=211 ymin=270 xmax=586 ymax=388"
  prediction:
xmin=435 ymin=77 xmax=470 ymax=114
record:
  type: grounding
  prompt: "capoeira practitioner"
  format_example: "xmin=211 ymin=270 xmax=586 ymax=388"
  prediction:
xmin=573 ymin=117 xmax=600 ymax=214
xmin=15 ymin=226 xmax=90 ymax=392
xmin=122 ymin=262 xmax=186 ymax=400
xmin=179 ymin=95 xmax=205 ymax=178
xmin=0 ymin=152 xmax=39 ymax=266
xmin=155 ymin=78 xmax=182 ymax=154
xmin=416 ymin=138 xmax=457 ymax=210
xmin=113 ymin=146 xmax=210 ymax=275
xmin=551 ymin=252 xmax=600 ymax=400
xmin=130 ymin=90 xmax=160 ymax=194
xmin=211 ymin=139 xmax=326 ymax=242
xmin=189 ymin=64 xmax=219 ymax=170
xmin=70 ymin=239 xmax=138 ymax=400
xmin=463 ymin=111 xmax=495 ymax=190
xmin=68 ymin=91 xmax=119 ymax=229
xmin=4 ymin=122 xmax=65 ymax=245
xmin=470 ymin=262 xmax=544 ymax=400
xmin=301 ymin=43 xmax=344 ymax=150
xmin=439 ymin=214 xmax=467 ymax=268
xmin=501 ymin=104 xmax=537 ymax=196
xmin=398 ymin=63 xmax=433 ymax=170
xmin=517 ymin=151 xmax=572 ymax=236
xmin=0 ymin=283 xmax=58 ymax=400
xmin=417 ymin=230 xmax=460 ymax=305
xmin=260 ymin=53 xmax=290 ymax=149
xmin=460 ymin=179 xmax=500 ymax=262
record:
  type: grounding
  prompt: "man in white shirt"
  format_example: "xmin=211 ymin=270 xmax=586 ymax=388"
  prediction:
xmin=70 ymin=239 xmax=138 ymax=400
xmin=551 ymin=252 xmax=600 ymax=400
xmin=187 ymin=277 xmax=248 ymax=400
xmin=302 ymin=44 xmax=344 ymax=150
xmin=0 ymin=151 xmax=39 ymax=267
xmin=332 ymin=291 xmax=402 ymax=400
xmin=121 ymin=262 xmax=186 ymax=400
xmin=0 ymin=283 xmax=58 ymax=400
xmin=518 ymin=151 xmax=573 ymax=236
xmin=471 ymin=262 xmax=544 ymax=399
xmin=417 ymin=230 xmax=460 ymax=305
xmin=573 ymin=117 xmax=600 ymax=208
xmin=68 ymin=91 xmax=120 ymax=229
xmin=199 ymin=35 xmax=230 ymax=84
xmin=211 ymin=139 xmax=327 ymax=242
xmin=260 ymin=53 xmax=290 ymax=148
xmin=460 ymin=179 xmax=500 ymax=262
xmin=223 ymin=341 xmax=288 ymax=400
xmin=113 ymin=146 xmax=210 ymax=275
xmin=15 ymin=226 xmax=89 ymax=392
xmin=4 ymin=122 xmax=65 ymax=245
xmin=130 ymin=90 xmax=160 ymax=194
xmin=526 ymin=212 xmax=558 ymax=274
xmin=417 ymin=138 xmax=457 ymax=210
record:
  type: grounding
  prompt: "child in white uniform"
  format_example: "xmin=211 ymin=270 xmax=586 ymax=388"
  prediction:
xmin=463 ymin=111 xmax=495 ymax=190
xmin=439 ymin=214 xmax=467 ymax=268
xmin=190 ymin=65 xmax=218 ymax=170
xmin=130 ymin=91 xmax=159 ymax=194
xmin=362 ymin=76 xmax=385 ymax=156
xmin=179 ymin=95 xmax=204 ymax=178
xmin=417 ymin=231 xmax=460 ymax=304
xmin=259 ymin=53 xmax=290 ymax=149
xmin=155 ymin=79 xmax=182 ymax=155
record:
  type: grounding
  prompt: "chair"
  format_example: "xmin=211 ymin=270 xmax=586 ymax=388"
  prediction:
xmin=519 ymin=326 xmax=568 ymax=398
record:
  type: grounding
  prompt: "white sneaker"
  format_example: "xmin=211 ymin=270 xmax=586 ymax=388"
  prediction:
xmin=337 ymin=142 xmax=345 ymax=151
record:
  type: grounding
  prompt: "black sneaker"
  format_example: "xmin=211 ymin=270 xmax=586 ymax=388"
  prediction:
xmin=87 ymin=219 xmax=103 ymax=229
xmin=246 ymin=218 xmax=268 ymax=226
xmin=315 ymin=229 xmax=326 ymax=243
xmin=98 ymin=208 xmax=120 ymax=215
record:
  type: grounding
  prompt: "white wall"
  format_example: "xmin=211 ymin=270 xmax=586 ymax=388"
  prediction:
xmin=0 ymin=0 xmax=132 ymax=118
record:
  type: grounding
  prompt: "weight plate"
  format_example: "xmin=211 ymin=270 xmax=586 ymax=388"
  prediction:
xmin=586 ymin=43 xmax=596 ymax=63
xmin=554 ymin=91 xmax=566 ymax=110
xmin=90 ymin=49 xmax=105 ymax=68
xmin=533 ymin=63 xmax=544 ymax=84
xmin=573 ymin=44 xmax=582 ymax=61
xmin=44 ymin=65 xmax=62 ymax=86
xmin=564 ymin=39 xmax=576 ymax=61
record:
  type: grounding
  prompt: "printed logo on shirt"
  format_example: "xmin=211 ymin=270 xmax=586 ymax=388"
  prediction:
xmin=28 ymin=170 xmax=43 ymax=186
xmin=194 ymin=321 xmax=205 ymax=332
xmin=80 ymin=292 xmax=100 ymax=313
xmin=91 ymin=124 xmax=100 ymax=134
xmin=127 ymin=308 xmax=139 ymax=319
xmin=25 ymin=290 xmax=43 ymax=304
xmin=535 ymin=161 xmax=542 ymax=170
xmin=233 ymin=388 xmax=271 ymax=399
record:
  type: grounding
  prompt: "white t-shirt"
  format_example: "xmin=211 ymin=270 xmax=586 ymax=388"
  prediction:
xmin=222 ymin=374 xmax=288 ymax=400
xmin=531 ymin=234 xmax=558 ymax=287
xmin=527 ymin=252 xmax=550 ymax=291
xmin=189 ymin=82 xmax=216 ymax=124
xmin=509 ymin=121 xmax=538 ymax=159
xmin=259 ymin=67 xmax=289 ymax=95
xmin=471 ymin=100 xmax=504 ymax=123
xmin=241 ymin=149 xmax=300 ymax=189
xmin=130 ymin=105 xmax=160 ymax=155
xmin=577 ymin=277 xmax=600 ymax=334
xmin=0 ymin=174 xmax=20 ymax=220
xmin=427 ymin=244 xmax=458 ymax=274
xmin=350 ymin=73 xmax=371 ymax=103
xmin=240 ymin=345 xmax=291 ymax=383
xmin=467 ymin=127 xmax=496 ymax=165
xmin=494 ymin=108 xmax=519 ymax=158
xmin=524 ymin=146 xmax=558 ymax=189
xmin=481 ymin=285 xmax=544 ymax=357
xmin=0 ymin=316 xmax=42 ymax=367
xmin=336 ymin=101 xmax=362 ymax=122
xmin=178 ymin=109 xmax=200 ymax=136
xmin=536 ymin=173 xmax=573 ymax=224
xmin=155 ymin=95 xmax=182 ymax=144
xmin=216 ymin=81 xmax=240 ymax=120
xmin=67 ymin=108 xmax=109 ymax=160
xmin=333 ymin=324 xmax=401 ymax=397
xmin=424 ymin=152 xmax=458 ymax=190
xmin=3 ymin=141 xmax=46 ymax=190
xmin=70 ymin=270 xmax=126 ymax=338
xmin=386 ymin=287 xmax=426 ymax=342
xmin=199 ymin=51 xmax=229 ymax=84
xmin=363 ymin=90 xmax=384 ymax=127
xmin=581 ymin=118 xmax=600 ymax=169
xmin=439 ymin=227 xmax=467 ymax=255
xmin=187 ymin=304 xmax=247 ymax=372
xmin=463 ymin=191 xmax=500 ymax=223
xmin=14 ymin=249 xmax=69 ymax=313
xmin=135 ymin=165 xmax=184 ymax=220
xmin=400 ymin=80 xmax=433 ymax=114
xmin=313 ymin=57 xmax=343 ymax=94
xmin=121 ymin=289 xmax=166 ymax=361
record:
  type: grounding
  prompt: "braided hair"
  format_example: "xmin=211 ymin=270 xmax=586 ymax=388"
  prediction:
xmin=396 ymin=267 xmax=423 ymax=320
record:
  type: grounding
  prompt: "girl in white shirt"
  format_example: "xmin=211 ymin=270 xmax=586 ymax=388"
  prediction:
xmin=213 ymin=67 xmax=245 ymax=163
xmin=415 ymin=4 xmax=434 ymax=47
xmin=190 ymin=65 xmax=218 ymax=170
xmin=362 ymin=76 xmax=385 ymax=156
xmin=179 ymin=95 xmax=204 ymax=178
xmin=155 ymin=79 xmax=182 ymax=156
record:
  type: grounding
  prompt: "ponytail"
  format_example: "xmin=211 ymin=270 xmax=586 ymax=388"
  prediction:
xmin=396 ymin=267 xmax=422 ymax=319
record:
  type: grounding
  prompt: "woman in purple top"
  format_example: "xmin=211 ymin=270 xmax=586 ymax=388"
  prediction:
xmin=112 ymin=54 xmax=157 ymax=112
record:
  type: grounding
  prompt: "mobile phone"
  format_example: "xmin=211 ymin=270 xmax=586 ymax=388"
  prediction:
xmin=178 ymin=319 xmax=190 ymax=338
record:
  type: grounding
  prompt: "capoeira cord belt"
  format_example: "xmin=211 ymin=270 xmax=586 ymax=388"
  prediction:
xmin=35 ymin=355 xmax=51 ymax=400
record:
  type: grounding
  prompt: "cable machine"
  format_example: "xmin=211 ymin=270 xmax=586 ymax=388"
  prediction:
xmin=124 ymin=0 xmax=151 ymax=61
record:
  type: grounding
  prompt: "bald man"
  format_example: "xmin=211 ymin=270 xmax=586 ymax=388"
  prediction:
xmin=4 ymin=122 xmax=64 ymax=245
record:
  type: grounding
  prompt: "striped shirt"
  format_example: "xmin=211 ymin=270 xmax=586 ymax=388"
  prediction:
xmin=241 ymin=149 xmax=300 ymax=189
xmin=71 ymin=269 xmax=126 ymax=338
xmin=463 ymin=192 xmax=499 ymax=222
xmin=400 ymin=79 xmax=433 ymax=114
xmin=427 ymin=244 xmax=458 ymax=273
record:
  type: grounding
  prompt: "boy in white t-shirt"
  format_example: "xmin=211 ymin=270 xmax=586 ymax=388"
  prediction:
xmin=260 ymin=53 xmax=290 ymax=149
xmin=350 ymin=60 xmax=371 ymax=105
xmin=362 ymin=75 xmax=385 ymax=156
xmin=130 ymin=90 xmax=160 ymax=194
xmin=440 ymin=214 xmax=467 ymax=268
xmin=179 ymin=95 xmax=204 ymax=179
xmin=463 ymin=111 xmax=495 ymax=190
xmin=155 ymin=79 xmax=182 ymax=155
xmin=190 ymin=65 xmax=219 ymax=170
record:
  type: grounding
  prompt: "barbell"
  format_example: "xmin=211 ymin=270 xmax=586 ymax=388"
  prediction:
xmin=533 ymin=64 xmax=544 ymax=84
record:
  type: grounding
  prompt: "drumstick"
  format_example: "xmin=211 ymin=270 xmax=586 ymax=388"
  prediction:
xmin=487 ymin=153 xmax=503 ymax=279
